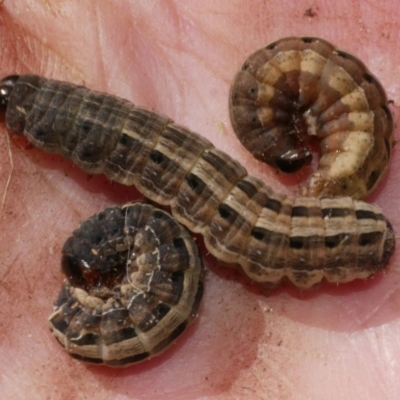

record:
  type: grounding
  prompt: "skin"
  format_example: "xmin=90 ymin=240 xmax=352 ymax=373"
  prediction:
xmin=0 ymin=1 xmax=400 ymax=399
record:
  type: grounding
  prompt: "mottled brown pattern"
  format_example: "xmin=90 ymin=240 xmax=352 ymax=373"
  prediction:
xmin=0 ymin=62 xmax=395 ymax=365
xmin=3 ymin=74 xmax=394 ymax=290
xmin=48 ymin=203 xmax=204 ymax=366
xmin=230 ymin=37 xmax=394 ymax=199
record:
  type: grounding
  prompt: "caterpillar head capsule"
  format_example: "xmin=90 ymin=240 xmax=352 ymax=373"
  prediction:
xmin=0 ymin=75 xmax=19 ymax=111
xmin=276 ymin=148 xmax=312 ymax=173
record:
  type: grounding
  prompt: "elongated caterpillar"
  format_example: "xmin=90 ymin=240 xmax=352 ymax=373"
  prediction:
xmin=1 ymin=71 xmax=394 ymax=289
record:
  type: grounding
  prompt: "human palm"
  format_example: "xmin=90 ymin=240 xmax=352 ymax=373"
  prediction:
xmin=1 ymin=1 xmax=400 ymax=399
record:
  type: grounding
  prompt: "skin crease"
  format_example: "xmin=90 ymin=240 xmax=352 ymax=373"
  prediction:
xmin=1 ymin=1 xmax=400 ymax=399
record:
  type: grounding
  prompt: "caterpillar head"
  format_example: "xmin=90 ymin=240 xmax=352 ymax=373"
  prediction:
xmin=0 ymin=75 xmax=19 ymax=111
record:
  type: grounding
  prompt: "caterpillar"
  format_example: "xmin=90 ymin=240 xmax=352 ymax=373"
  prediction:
xmin=1 ymin=71 xmax=394 ymax=288
xmin=230 ymin=37 xmax=393 ymax=199
xmin=48 ymin=203 xmax=204 ymax=366
xmin=0 ymin=37 xmax=395 ymax=366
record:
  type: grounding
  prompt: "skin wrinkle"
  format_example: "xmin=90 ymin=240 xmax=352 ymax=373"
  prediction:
xmin=357 ymin=279 xmax=400 ymax=328
xmin=1 ymin=1 xmax=400 ymax=399
xmin=0 ymin=129 xmax=13 ymax=218
xmin=93 ymin=3 xmax=106 ymax=86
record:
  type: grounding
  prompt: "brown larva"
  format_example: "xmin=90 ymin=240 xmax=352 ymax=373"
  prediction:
xmin=48 ymin=203 xmax=204 ymax=367
xmin=1 ymin=72 xmax=394 ymax=290
xmin=0 ymin=36 xmax=395 ymax=365
xmin=230 ymin=37 xmax=394 ymax=199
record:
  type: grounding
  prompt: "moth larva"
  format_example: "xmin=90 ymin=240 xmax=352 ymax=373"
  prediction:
xmin=48 ymin=203 xmax=204 ymax=367
xmin=230 ymin=37 xmax=394 ymax=199
xmin=1 ymin=73 xmax=394 ymax=291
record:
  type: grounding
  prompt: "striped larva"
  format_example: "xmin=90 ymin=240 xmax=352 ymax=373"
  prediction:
xmin=1 ymin=73 xmax=394 ymax=290
xmin=0 ymin=39 xmax=395 ymax=365
xmin=230 ymin=37 xmax=394 ymax=199
xmin=48 ymin=203 xmax=204 ymax=366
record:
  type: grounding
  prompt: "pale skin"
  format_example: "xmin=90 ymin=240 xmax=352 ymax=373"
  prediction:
xmin=1 ymin=1 xmax=400 ymax=399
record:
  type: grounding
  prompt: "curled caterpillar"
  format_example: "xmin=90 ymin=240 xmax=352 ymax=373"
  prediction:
xmin=48 ymin=203 xmax=204 ymax=367
xmin=230 ymin=37 xmax=394 ymax=199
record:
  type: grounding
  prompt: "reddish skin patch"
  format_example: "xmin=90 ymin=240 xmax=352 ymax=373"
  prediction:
xmin=0 ymin=1 xmax=400 ymax=399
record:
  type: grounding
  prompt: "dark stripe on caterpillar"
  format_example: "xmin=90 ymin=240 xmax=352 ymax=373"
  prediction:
xmin=1 ymin=74 xmax=394 ymax=290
